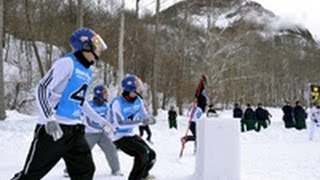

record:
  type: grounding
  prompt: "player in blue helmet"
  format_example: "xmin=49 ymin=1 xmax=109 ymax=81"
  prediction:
xmin=63 ymin=85 xmax=123 ymax=177
xmin=93 ymin=85 xmax=108 ymax=103
xmin=86 ymin=85 xmax=122 ymax=175
xmin=11 ymin=28 xmax=111 ymax=180
xmin=110 ymin=75 xmax=156 ymax=180
xmin=70 ymin=27 xmax=108 ymax=61
xmin=121 ymin=75 xmax=142 ymax=93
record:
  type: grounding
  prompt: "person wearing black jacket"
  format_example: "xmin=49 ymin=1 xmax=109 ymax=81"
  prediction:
xmin=282 ymin=101 xmax=295 ymax=128
xmin=293 ymin=101 xmax=307 ymax=130
xmin=168 ymin=106 xmax=178 ymax=129
xmin=241 ymin=104 xmax=256 ymax=132
xmin=207 ymin=104 xmax=218 ymax=117
xmin=233 ymin=103 xmax=243 ymax=119
xmin=255 ymin=103 xmax=271 ymax=132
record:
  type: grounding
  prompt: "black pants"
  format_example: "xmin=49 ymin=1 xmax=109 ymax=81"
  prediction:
xmin=256 ymin=119 xmax=268 ymax=132
xmin=168 ymin=118 xmax=177 ymax=129
xmin=11 ymin=124 xmax=95 ymax=180
xmin=114 ymin=135 xmax=156 ymax=180
xmin=241 ymin=119 xmax=256 ymax=132
xmin=295 ymin=119 xmax=306 ymax=130
xmin=139 ymin=125 xmax=152 ymax=141
xmin=186 ymin=121 xmax=196 ymax=142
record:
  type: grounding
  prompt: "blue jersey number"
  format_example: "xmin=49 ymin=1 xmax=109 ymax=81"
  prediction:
xmin=70 ymin=84 xmax=88 ymax=106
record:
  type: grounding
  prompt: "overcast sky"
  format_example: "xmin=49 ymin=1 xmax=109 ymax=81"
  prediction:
xmin=125 ymin=0 xmax=320 ymax=40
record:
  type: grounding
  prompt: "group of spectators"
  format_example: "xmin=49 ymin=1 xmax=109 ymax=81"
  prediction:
xmin=233 ymin=103 xmax=271 ymax=132
xmin=282 ymin=101 xmax=307 ymax=130
xmin=233 ymin=100 xmax=311 ymax=133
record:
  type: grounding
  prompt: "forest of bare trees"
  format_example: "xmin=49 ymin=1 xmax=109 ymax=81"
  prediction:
xmin=1 ymin=0 xmax=320 ymax=116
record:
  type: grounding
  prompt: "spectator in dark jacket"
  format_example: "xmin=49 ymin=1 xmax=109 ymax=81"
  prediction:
xmin=207 ymin=104 xmax=218 ymax=117
xmin=255 ymin=103 xmax=271 ymax=132
xmin=168 ymin=106 xmax=178 ymax=129
xmin=233 ymin=103 xmax=243 ymax=118
xmin=293 ymin=101 xmax=307 ymax=130
xmin=241 ymin=104 xmax=256 ymax=132
xmin=282 ymin=101 xmax=295 ymax=128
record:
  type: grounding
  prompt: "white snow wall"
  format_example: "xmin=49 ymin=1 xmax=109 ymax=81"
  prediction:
xmin=194 ymin=117 xmax=241 ymax=180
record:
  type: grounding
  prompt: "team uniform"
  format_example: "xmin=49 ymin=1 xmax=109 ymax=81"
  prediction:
xmin=83 ymin=99 xmax=121 ymax=175
xmin=185 ymin=106 xmax=204 ymax=142
xmin=110 ymin=75 xmax=156 ymax=180
xmin=12 ymin=51 xmax=111 ymax=180
xmin=309 ymin=106 xmax=320 ymax=140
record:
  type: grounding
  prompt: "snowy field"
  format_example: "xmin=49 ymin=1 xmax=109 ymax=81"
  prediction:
xmin=1 ymin=108 xmax=320 ymax=180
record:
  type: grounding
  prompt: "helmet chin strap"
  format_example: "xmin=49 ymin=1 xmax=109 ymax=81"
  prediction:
xmin=83 ymin=43 xmax=99 ymax=61
xmin=91 ymin=50 xmax=99 ymax=61
xmin=82 ymin=50 xmax=97 ymax=64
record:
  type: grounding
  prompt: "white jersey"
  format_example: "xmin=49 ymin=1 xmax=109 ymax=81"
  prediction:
xmin=309 ymin=106 xmax=320 ymax=140
xmin=83 ymin=100 xmax=111 ymax=134
xmin=35 ymin=54 xmax=111 ymax=127
xmin=310 ymin=106 xmax=320 ymax=122
xmin=110 ymin=96 xmax=149 ymax=141
xmin=190 ymin=107 xmax=204 ymax=122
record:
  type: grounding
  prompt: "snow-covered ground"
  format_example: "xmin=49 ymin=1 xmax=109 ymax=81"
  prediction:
xmin=1 ymin=108 xmax=320 ymax=180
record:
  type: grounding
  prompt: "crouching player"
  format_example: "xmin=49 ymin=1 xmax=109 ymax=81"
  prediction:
xmin=110 ymin=75 xmax=156 ymax=180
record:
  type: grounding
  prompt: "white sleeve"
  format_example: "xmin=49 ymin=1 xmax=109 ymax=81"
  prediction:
xmin=111 ymin=100 xmax=142 ymax=128
xmin=315 ymin=109 xmax=320 ymax=122
xmin=82 ymin=101 xmax=112 ymax=128
xmin=35 ymin=57 xmax=73 ymax=120
xmin=139 ymin=103 xmax=151 ymax=120
xmin=192 ymin=107 xmax=203 ymax=122
xmin=310 ymin=107 xmax=316 ymax=120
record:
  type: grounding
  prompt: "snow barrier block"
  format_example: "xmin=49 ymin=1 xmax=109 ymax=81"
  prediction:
xmin=194 ymin=117 xmax=240 ymax=180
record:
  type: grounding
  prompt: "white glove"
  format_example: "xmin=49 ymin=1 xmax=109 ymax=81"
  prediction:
xmin=143 ymin=116 xmax=156 ymax=125
xmin=102 ymin=122 xmax=114 ymax=134
xmin=45 ymin=117 xmax=63 ymax=141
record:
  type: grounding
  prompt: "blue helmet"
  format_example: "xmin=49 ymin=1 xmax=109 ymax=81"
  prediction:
xmin=69 ymin=27 xmax=108 ymax=52
xmin=121 ymin=75 xmax=141 ymax=92
xmin=93 ymin=85 xmax=108 ymax=100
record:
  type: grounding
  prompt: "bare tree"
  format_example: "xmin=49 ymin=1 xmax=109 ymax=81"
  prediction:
xmin=24 ymin=0 xmax=45 ymax=77
xmin=151 ymin=0 xmax=160 ymax=115
xmin=118 ymin=0 xmax=125 ymax=94
xmin=0 ymin=0 xmax=6 ymax=120
xmin=77 ymin=0 xmax=83 ymax=27
xmin=3 ymin=0 xmax=320 ymax=113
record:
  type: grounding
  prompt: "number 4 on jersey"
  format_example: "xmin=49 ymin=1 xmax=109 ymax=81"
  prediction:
xmin=70 ymin=84 xmax=88 ymax=106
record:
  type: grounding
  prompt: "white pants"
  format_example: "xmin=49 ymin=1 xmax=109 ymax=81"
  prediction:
xmin=309 ymin=120 xmax=319 ymax=140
